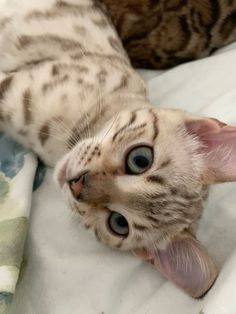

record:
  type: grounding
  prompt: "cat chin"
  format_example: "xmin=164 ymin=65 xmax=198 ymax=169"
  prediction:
xmin=53 ymin=154 xmax=70 ymax=188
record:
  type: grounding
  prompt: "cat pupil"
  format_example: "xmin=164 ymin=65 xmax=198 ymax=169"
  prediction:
xmin=133 ymin=155 xmax=149 ymax=168
xmin=109 ymin=212 xmax=129 ymax=236
xmin=126 ymin=146 xmax=153 ymax=174
xmin=116 ymin=215 xmax=128 ymax=228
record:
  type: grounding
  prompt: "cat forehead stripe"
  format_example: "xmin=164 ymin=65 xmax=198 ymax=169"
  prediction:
xmin=112 ymin=111 xmax=137 ymax=141
xmin=112 ymin=109 xmax=159 ymax=143
xmin=149 ymin=109 xmax=158 ymax=141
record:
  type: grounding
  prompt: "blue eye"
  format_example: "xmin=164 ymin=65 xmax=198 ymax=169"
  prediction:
xmin=126 ymin=146 xmax=153 ymax=174
xmin=108 ymin=212 xmax=129 ymax=236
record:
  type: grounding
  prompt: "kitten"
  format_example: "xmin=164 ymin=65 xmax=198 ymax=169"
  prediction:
xmin=0 ymin=0 xmax=236 ymax=298
xmin=99 ymin=0 xmax=236 ymax=69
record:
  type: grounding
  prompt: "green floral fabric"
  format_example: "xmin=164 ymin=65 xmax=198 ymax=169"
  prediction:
xmin=0 ymin=133 xmax=45 ymax=314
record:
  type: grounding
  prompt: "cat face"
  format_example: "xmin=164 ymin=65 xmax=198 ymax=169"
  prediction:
xmin=55 ymin=107 xmax=236 ymax=297
xmin=54 ymin=108 xmax=208 ymax=251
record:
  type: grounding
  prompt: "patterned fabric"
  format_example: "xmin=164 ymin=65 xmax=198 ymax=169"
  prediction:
xmin=0 ymin=133 xmax=45 ymax=314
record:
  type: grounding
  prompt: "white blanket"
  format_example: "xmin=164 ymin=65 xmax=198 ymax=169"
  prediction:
xmin=5 ymin=13 xmax=236 ymax=314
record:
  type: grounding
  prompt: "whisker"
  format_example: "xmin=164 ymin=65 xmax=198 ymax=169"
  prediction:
xmin=100 ymin=113 xmax=119 ymax=144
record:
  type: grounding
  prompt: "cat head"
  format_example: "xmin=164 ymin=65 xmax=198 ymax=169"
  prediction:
xmin=54 ymin=107 xmax=236 ymax=297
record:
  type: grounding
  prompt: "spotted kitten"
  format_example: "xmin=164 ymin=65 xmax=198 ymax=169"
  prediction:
xmin=0 ymin=0 xmax=236 ymax=298
xmin=100 ymin=0 xmax=236 ymax=69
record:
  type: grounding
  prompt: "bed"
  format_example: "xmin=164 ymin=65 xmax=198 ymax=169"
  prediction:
xmin=1 ymin=1 xmax=236 ymax=313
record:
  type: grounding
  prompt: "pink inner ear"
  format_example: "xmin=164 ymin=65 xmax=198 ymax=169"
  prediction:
xmin=186 ymin=118 xmax=236 ymax=183
xmin=133 ymin=235 xmax=218 ymax=298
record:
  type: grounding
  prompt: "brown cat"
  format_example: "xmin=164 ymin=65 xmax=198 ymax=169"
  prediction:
xmin=99 ymin=0 xmax=236 ymax=69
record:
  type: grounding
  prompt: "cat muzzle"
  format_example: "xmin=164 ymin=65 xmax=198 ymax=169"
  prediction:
xmin=68 ymin=170 xmax=89 ymax=200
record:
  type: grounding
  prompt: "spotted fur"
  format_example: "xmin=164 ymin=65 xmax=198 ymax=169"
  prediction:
xmin=100 ymin=0 xmax=236 ymax=69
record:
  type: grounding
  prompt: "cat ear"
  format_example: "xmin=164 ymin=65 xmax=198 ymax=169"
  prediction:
xmin=133 ymin=232 xmax=218 ymax=298
xmin=185 ymin=117 xmax=236 ymax=183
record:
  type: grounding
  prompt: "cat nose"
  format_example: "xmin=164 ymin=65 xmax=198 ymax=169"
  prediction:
xmin=68 ymin=170 xmax=89 ymax=199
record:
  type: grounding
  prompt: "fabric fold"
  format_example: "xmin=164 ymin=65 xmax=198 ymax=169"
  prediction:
xmin=0 ymin=133 xmax=38 ymax=314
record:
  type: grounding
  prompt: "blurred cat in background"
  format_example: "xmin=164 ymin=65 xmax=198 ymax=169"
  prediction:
xmin=100 ymin=0 xmax=236 ymax=68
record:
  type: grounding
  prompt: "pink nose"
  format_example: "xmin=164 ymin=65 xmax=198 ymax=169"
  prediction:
xmin=68 ymin=170 xmax=89 ymax=199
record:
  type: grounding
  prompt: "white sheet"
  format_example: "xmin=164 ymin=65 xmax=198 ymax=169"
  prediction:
xmin=6 ymin=16 xmax=236 ymax=314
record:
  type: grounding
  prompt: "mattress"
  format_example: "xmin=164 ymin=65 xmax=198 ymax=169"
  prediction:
xmin=2 ymin=2 xmax=236 ymax=314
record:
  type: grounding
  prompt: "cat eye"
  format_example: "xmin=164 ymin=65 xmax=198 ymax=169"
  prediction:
xmin=125 ymin=146 xmax=153 ymax=174
xmin=108 ymin=212 xmax=129 ymax=236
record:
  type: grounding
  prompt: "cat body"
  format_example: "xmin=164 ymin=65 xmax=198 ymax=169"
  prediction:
xmin=100 ymin=0 xmax=236 ymax=69
xmin=0 ymin=0 xmax=147 ymax=165
xmin=1 ymin=0 xmax=236 ymax=298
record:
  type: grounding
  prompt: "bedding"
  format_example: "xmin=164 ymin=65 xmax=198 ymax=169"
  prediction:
xmin=0 ymin=1 xmax=235 ymax=313
xmin=0 ymin=134 xmax=44 ymax=314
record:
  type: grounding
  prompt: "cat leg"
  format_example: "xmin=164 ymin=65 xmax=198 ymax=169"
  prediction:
xmin=0 ymin=67 xmax=71 ymax=166
xmin=0 ymin=70 xmax=36 ymax=144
